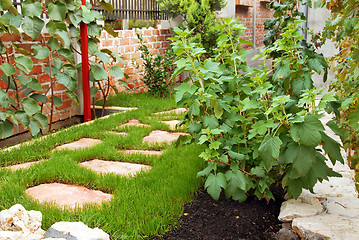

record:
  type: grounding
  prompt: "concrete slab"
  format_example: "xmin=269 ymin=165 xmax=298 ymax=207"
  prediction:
xmin=153 ymin=108 xmax=187 ymax=115
xmin=143 ymin=130 xmax=189 ymax=145
xmin=25 ymin=183 xmax=112 ymax=210
xmin=120 ymin=149 xmax=163 ymax=156
xmin=79 ymin=159 xmax=151 ymax=177
xmin=4 ymin=160 xmax=44 ymax=171
xmin=118 ymin=119 xmax=150 ymax=128
xmin=162 ymin=120 xmax=182 ymax=130
xmin=55 ymin=138 xmax=102 ymax=151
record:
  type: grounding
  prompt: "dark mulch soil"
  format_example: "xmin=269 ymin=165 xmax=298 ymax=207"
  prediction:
xmin=153 ymin=188 xmax=284 ymax=240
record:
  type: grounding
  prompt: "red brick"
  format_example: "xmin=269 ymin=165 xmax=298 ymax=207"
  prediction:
xmin=102 ymin=39 xmax=114 ymax=47
xmin=120 ymin=38 xmax=130 ymax=45
xmin=0 ymin=33 xmax=21 ymax=42
xmin=124 ymin=68 xmax=135 ymax=75
xmin=38 ymin=74 xmax=51 ymax=84
xmin=29 ymin=65 xmax=43 ymax=75
xmin=53 ymin=82 xmax=67 ymax=92
xmin=22 ymin=33 xmax=42 ymax=42
xmin=124 ymin=30 xmax=134 ymax=38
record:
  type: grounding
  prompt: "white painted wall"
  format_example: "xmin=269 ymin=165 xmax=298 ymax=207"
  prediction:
xmin=218 ymin=0 xmax=235 ymax=18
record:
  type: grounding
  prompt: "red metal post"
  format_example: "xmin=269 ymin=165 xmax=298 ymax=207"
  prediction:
xmin=80 ymin=0 xmax=91 ymax=122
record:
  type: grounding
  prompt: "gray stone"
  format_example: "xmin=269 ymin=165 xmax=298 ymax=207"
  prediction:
xmin=278 ymin=192 xmax=323 ymax=222
xmin=324 ymin=197 xmax=359 ymax=218
xmin=44 ymin=222 xmax=109 ymax=240
xmin=312 ymin=177 xmax=358 ymax=199
xmin=292 ymin=214 xmax=359 ymax=240
xmin=276 ymin=223 xmax=300 ymax=240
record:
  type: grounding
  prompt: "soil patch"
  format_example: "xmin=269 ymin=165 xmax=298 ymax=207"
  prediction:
xmin=152 ymin=188 xmax=284 ymax=240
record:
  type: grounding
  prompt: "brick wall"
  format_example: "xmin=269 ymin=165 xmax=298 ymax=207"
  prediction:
xmin=96 ymin=29 xmax=172 ymax=97
xmin=235 ymin=1 xmax=272 ymax=48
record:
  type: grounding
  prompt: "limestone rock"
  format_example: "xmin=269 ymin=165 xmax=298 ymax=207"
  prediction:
xmin=312 ymin=177 xmax=358 ymax=199
xmin=44 ymin=222 xmax=109 ymax=240
xmin=278 ymin=192 xmax=323 ymax=222
xmin=292 ymin=214 xmax=359 ymax=240
xmin=0 ymin=204 xmax=45 ymax=240
xmin=324 ymin=197 xmax=359 ymax=218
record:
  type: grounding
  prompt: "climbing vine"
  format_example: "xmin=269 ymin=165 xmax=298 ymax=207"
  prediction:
xmin=0 ymin=0 xmax=123 ymax=138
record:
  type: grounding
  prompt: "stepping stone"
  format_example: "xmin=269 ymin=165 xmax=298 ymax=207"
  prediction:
xmin=25 ymin=183 xmax=112 ymax=210
xmin=118 ymin=119 xmax=150 ymax=128
xmin=120 ymin=149 xmax=163 ymax=156
xmin=79 ymin=159 xmax=151 ymax=177
xmin=143 ymin=130 xmax=189 ymax=145
xmin=107 ymin=131 xmax=127 ymax=136
xmin=55 ymin=138 xmax=102 ymax=151
xmin=153 ymin=108 xmax=187 ymax=115
xmin=4 ymin=160 xmax=44 ymax=171
xmin=162 ymin=120 xmax=182 ymax=130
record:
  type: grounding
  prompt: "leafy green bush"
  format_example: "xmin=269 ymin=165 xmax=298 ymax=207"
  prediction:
xmin=171 ymin=18 xmax=343 ymax=201
xmin=135 ymin=32 xmax=175 ymax=97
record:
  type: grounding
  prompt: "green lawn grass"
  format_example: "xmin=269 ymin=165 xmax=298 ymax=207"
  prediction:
xmin=0 ymin=93 xmax=203 ymax=239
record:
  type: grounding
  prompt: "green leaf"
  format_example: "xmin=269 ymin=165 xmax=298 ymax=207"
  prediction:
xmin=189 ymin=99 xmax=200 ymax=116
xmin=0 ymin=63 xmax=15 ymax=76
xmin=28 ymin=117 xmax=40 ymax=136
xmin=3 ymin=11 xmax=23 ymax=28
xmin=95 ymin=51 xmax=110 ymax=64
xmin=33 ymin=112 xmax=48 ymax=128
xmin=48 ymin=1 xmax=67 ymax=21
xmin=55 ymin=72 xmax=77 ymax=92
xmin=108 ymin=66 xmax=124 ymax=78
xmin=258 ymin=135 xmax=282 ymax=170
xmin=290 ymin=115 xmax=324 ymax=146
xmin=58 ymin=49 xmax=75 ymax=64
xmin=22 ymin=97 xmax=41 ymax=115
xmin=91 ymin=65 xmax=108 ymax=80
xmin=26 ymin=78 xmax=42 ymax=91
xmin=14 ymin=111 xmax=30 ymax=128
xmin=273 ymin=61 xmax=290 ymax=79
xmin=30 ymin=93 xmax=48 ymax=103
xmin=15 ymin=56 xmax=33 ymax=74
xmin=31 ymin=44 xmax=49 ymax=59
xmin=0 ymin=89 xmax=10 ymax=108
xmin=63 ymin=64 xmax=77 ymax=79
xmin=0 ymin=119 xmax=14 ymax=139
xmin=50 ymin=95 xmax=63 ymax=107
xmin=203 ymin=115 xmax=218 ymax=129
xmin=197 ymin=163 xmax=214 ymax=177
xmin=69 ymin=11 xmax=82 ymax=27
xmin=47 ymin=37 xmax=60 ymax=51
xmin=88 ymin=38 xmax=99 ymax=55
xmin=228 ymin=151 xmax=245 ymax=161
xmin=87 ymin=22 xmax=102 ymax=37
xmin=308 ymin=58 xmax=324 ymax=74
xmin=292 ymin=74 xmax=313 ymax=96
xmin=347 ymin=109 xmax=359 ymax=131
xmin=55 ymin=30 xmax=71 ymax=49
xmin=205 ymin=173 xmax=227 ymax=201
xmin=320 ymin=132 xmax=344 ymax=164
xmin=65 ymin=91 xmax=79 ymax=107
xmin=22 ymin=16 xmax=44 ymax=39
xmin=90 ymin=86 xmax=98 ymax=97
xmin=284 ymin=142 xmax=317 ymax=178
xmin=21 ymin=0 xmax=42 ymax=17
xmin=46 ymin=20 xmax=67 ymax=35
xmin=97 ymin=0 xmax=114 ymax=12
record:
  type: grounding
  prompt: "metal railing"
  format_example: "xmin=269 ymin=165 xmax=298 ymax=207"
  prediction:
xmin=94 ymin=0 xmax=168 ymax=21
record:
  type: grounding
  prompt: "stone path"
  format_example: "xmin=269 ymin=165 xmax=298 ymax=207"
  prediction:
xmin=120 ymin=149 xmax=163 ymax=156
xmin=162 ymin=120 xmax=181 ymax=130
xmin=278 ymin=113 xmax=359 ymax=239
xmin=153 ymin=108 xmax=187 ymax=115
xmin=143 ymin=130 xmax=189 ymax=145
xmin=25 ymin=183 xmax=113 ymax=210
xmin=118 ymin=119 xmax=150 ymax=128
xmin=4 ymin=160 xmax=44 ymax=171
xmin=107 ymin=131 xmax=128 ymax=136
xmin=55 ymin=138 xmax=102 ymax=151
xmin=80 ymin=159 xmax=151 ymax=177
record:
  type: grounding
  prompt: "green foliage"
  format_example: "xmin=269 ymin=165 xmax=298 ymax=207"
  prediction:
xmin=128 ymin=19 xmax=157 ymax=29
xmin=135 ymin=32 xmax=175 ymax=97
xmin=0 ymin=0 xmax=124 ymax=137
xmin=171 ymin=17 xmax=343 ymax=201
xmin=314 ymin=0 xmax=359 ymax=170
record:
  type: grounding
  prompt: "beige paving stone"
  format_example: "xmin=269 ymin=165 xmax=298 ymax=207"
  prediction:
xmin=292 ymin=214 xmax=359 ymax=240
xmin=324 ymin=197 xmax=359 ymax=218
xmin=143 ymin=130 xmax=189 ymax=145
xmin=25 ymin=183 xmax=113 ymax=210
xmin=153 ymin=108 xmax=187 ymax=115
xmin=162 ymin=120 xmax=182 ymax=130
xmin=55 ymin=138 xmax=102 ymax=151
xmin=107 ymin=131 xmax=128 ymax=136
xmin=118 ymin=119 xmax=150 ymax=128
xmin=120 ymin=149 xmax=163 ymax=156
xmin=4 ymin=160 xmax=44 ymax=171
xmin=79 ymin=159 xmax=151 ymax=177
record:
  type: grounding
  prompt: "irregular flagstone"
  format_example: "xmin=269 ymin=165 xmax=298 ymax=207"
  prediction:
xmin=292 ymin=214 xmax=359 ymax=240
xmin=118 ymin=119 xmax=150 ymax=128
xmin=0 ymin=204 xmax=44 ymax=240
xmin=162 ymin=120 xmax=182 ymax=130
xmin=323 ymin=197 xmax=359 ymax=218
xmin=311 ymin=177 xmax=358 ymax=199
xmin=120 ymin=149 xmax=163 ymax=156
xmin=143 ymin=130 xmax=189 ymax=145
xmin=153 ymin=108 xmax=187 ymax=115
xmin=4 ymin=160 xmax=44 ymax=171
xmin=80 ymin=159 xmax=151 ymax=177
xmin=25 ymin=183 xmax=112 ymax=210
xmin=278 ymin=192 xmax=323 ymax=222
xmin=55 ymin=138 xmax=102 ymax=151
xmin=107 ymin=131 xmax=128 ymax=136
xmin=44 ymin=222 xmax=109 ymax=240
